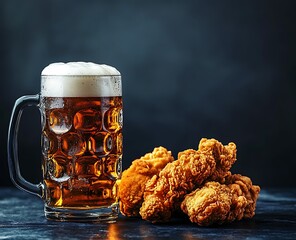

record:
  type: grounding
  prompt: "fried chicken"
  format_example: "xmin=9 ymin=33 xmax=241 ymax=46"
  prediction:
xmin=181 ymin=174 xmax=260 ymax=226
xmin=139 ymin=138 xmax=237 ymax=222
xmin=225 ymin=174 xmax=260 ymax=220
xmin=118 ymin=146 xmax=174 ymax=217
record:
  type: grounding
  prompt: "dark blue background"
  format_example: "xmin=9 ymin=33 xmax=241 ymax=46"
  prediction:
xmin=1 ymin=0 xmax=295 ymax=187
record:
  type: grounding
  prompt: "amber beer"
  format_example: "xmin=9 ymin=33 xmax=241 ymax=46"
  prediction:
xmin=38 ymin=63 xmax=123 ymax=222
xmin=39 ymin=64 xmax=123 ymax=222
xmin=41 ymin=96 xmax=123 ymax=210
xmin=7 ymin=62 xmax=122 ymax=221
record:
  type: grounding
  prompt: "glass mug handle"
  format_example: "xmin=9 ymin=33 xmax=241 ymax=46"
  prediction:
xmin=7 ymin=94 xmax=43 ymax=198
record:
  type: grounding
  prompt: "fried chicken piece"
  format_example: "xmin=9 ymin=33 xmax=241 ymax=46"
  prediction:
xmin=181 ymin=174 xmax=260 ymax=226
xmin=198 ymin=138 xmax=237 ymax=183
xmin=181 ymin=181 xmax=232 ymax=226
xmin=118 ymin=146 xmax=174 ymax=217
xmin=139 ymin=138 xmax=237 ymax=222
xmin=225 ymin=174 xmax=260 ymax=221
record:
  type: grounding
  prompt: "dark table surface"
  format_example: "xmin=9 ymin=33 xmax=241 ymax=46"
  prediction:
xmin=0 ymin=188 xmax=295 ymax=240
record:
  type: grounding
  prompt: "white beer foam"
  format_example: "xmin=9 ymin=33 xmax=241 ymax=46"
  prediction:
xmin=41 ymin=62 xmax=120 ymax=76
xmin=41 ymin=62 xmax=122 ymax=97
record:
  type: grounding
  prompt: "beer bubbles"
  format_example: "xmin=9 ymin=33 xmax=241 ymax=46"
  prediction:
xmin=40 ymin=62 xmax=123 ymax=213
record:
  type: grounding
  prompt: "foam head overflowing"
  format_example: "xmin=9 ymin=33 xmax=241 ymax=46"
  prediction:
xmin=41 ymin=62 xmax=121 ymax=97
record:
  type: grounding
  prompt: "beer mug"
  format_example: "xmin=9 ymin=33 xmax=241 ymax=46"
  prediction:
xmin=7 ymin=62 xmax=123 ymax=222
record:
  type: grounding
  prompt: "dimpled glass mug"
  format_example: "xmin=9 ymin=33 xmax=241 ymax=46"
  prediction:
xmin=7 ymin=62 xmax=123 ymax=222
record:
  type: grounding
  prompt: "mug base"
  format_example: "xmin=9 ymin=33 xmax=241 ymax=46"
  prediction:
xmin=44 ymin=204 xmax=119 ymax=223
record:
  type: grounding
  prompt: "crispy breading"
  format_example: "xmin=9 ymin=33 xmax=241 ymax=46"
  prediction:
xmin=118 ymin=146 xmax=174 ymax=217
xmin=181 ymin=181 xmax=232 ymax=226
xmin=139 ymin=138 xmax=237 ymax=222
xmin=225 ymin=174 xmax=260 ymax=221
xmin=181 ymin=174 xmax=260 ymax=226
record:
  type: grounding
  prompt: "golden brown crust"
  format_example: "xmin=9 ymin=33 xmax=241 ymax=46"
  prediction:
xmin=118 ymin=146 xmax=174 ymax=217
xmin=198 ymin=138 xmax=237 ymax=183
xmin=225 ymin=174 xmax=261 ymax=221
xmin=181 ymin=181 xmax=232 ymax=226
xmin=119 ymin=137 xmax=260 ymax=226
xmin=181 ymin=174 xmax=260 ymax=226
xmin=139 ymin=138 xmax=237 ymax=222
